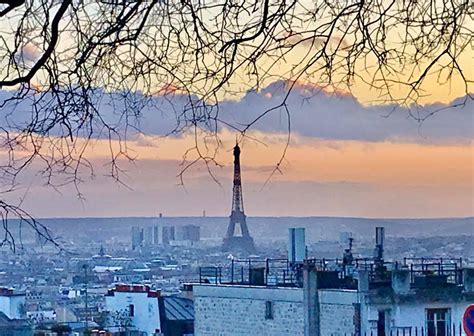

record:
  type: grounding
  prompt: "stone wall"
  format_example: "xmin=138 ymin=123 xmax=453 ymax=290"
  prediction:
xmin=194 ymin=285 xmax=304 ymax=336
xmin=319 ymin=290 xmax=358 ymax=336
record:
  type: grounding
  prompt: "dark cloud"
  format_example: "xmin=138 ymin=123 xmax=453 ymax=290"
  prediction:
xmin=218 ymin=81 xmax=473 ymax=143
xmin=1 ymin=81 xmax=472 ymax=143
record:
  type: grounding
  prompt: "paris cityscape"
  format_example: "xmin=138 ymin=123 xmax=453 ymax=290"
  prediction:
xmin=0 ymin=141 xmax=472 ymax=335
xmin=0 ymin=0 xmax=473 ymax=335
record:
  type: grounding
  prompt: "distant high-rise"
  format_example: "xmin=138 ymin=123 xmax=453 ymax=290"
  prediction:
xmin=153 ymin=225 xmax=160 ymax=245
xmin=222 ymin=143 xmax=256 ymax=253
xmin=162 ymin=226 xmax=176 ymax=245
xmin=288 ymin=228 xmax=306 ymax=263
xmin=177 ymin=225 xmax=200 ymax=242
xmin=132 ymin=222 xmax=176 ymax=248
xmin=131 ymin=226 xmax=143 ymax=250
xmin=143 ymin=226 xmax=154 ymax=246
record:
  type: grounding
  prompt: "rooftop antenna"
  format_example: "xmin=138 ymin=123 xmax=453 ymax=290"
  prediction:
xmin=374 ymin=227 xmax=386 ymax=275
xmin=374 ymin=227 xmax=385 ymax=262
xmin=343 ymin=237 xmax=354 ymax=266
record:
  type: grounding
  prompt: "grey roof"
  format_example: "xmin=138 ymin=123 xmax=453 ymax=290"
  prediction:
xmin=163 ymin=296 xmax=194 ymax=321
xmin=0 ymin=312 xmax=31 ymax=328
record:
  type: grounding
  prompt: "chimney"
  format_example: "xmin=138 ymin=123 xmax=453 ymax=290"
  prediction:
xmin=180 ymin=284 xmax=194 ymax=300
xmin=392 ymin=269 xmax=411 ymax=295
xmin=303 ymin=263 xmax=320 ymax=336
xmin=374 ymin=227 xmax=385 ymax=262
xmin=357 ymin=270 xmax=369 ymax=293
xmin=463 ymin=268 xmax=474 ymax=293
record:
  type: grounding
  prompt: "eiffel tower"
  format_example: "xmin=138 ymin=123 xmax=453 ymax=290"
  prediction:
xmin=222 ymin=143 xmax=256 ymax=253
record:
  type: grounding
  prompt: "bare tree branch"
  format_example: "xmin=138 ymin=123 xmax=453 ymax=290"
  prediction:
xmin=0 ymin=0 xmax=471 ymax=249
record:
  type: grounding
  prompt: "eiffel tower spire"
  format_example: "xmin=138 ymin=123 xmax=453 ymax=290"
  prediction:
xmin=222 ymin=142 xmax=256 ymax=253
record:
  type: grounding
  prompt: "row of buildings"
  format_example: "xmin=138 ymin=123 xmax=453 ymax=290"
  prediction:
xmin=192 ymin=261 xmax=473 ymax=335
xmin=0 ymin=233 xmax=203 ymax=335
xmin=1 ymin=226 xmax=472 ymax=335
xmin=132 ymin=225 xmax=201 ymax=250
xmin=191 ymin=227 xmax=474 ymax=335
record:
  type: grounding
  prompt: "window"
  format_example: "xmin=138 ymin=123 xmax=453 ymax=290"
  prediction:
xmin=265 ymin=301 xmax=274 ymax=320
xmin=426 ymin=308 xmax=450 ymax=336
xmin=129 ymin=304 xmax=135 ymax=317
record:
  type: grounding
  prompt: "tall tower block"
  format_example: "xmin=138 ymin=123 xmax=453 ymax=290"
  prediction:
xmin=222 ymin=143 xmax=256 ymax=253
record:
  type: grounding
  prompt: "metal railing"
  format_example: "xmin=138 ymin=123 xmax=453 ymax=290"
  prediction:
xmin=334 ymin=323 xmax=467 ymax=336
xmin=402 ymin=257 xmax=464 ymax=286
xmin=198 ymin=258 xmax=298 ymax=286
xmin=197 ymin=256 xmax=466 ymax=289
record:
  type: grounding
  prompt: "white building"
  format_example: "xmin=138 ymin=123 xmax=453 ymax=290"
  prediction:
xmin=105 ymin=284 xmax=161 ymax=335
xmin=0 ymin=287 xmax=26 ymax=319
xmin=357 ymin=267 xmax=474 ymax=334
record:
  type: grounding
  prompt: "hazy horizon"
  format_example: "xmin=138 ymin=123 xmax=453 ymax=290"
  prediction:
xmin=30 ymin=215 xmax=474 ymax=220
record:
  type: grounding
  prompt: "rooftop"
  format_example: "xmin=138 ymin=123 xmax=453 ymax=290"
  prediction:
xmin=163 ymin=296 xmax=194 ymax=321
xmin=196 ymin=256 xmax=469 ymax=292
xmin=0 ymin=312 xmax=31 ymax=329
xmin=106 ymin=284 xmax=160 ymax=297
xmin=0 ymin=288 xmax=25 ymax=297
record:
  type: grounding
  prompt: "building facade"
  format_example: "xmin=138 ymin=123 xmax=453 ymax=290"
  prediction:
xmin=105 ymin=284 xmax=161 ymax=335
xmin=105 ymin=284 xmax=194 ymax=336
xmin=192 ymin=258 xmax=474 ymax=335
xmin=194 ymin=284 xmax=304 ymax=336
xmin=0 ymin=288 xmax=32 ymax=336
xmin=0 ymin=287 xmax=26 ymax=319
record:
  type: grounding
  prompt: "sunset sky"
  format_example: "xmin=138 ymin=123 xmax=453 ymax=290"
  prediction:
xmin=1 ymin=0 xmax=473 ymax=219
xmin=3 ymin=80 xmax=472 ymax=219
